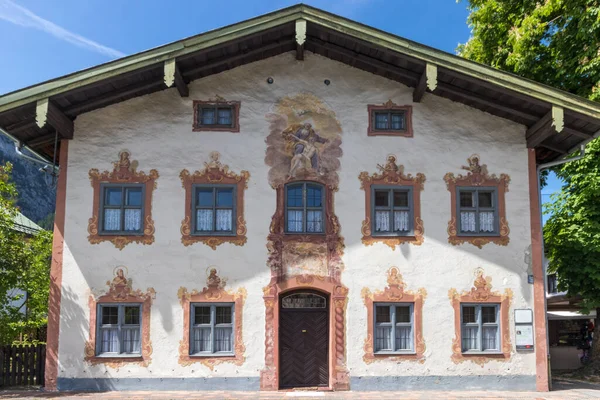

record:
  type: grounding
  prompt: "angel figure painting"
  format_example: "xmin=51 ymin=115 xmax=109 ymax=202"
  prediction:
xmin=265 ymin=93 xmax=342 ymax=188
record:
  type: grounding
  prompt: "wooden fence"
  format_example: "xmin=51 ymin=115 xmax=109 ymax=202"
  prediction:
xmin=0 ymin=344 xmax=45 ymax=387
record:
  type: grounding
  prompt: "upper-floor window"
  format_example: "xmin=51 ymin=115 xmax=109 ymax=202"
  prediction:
xmin=96 ymin=304 xmax=142 ymax=356
xmin=458 ymin=188 xmax=498 ymax=235
xmin=100 ymin=184 xmax=145 ymax=234
xmin=190 ymin=303 xmax=235 ymax=355
xmin=372 ymin=186 xmax=413 ymax=236
xmin=285 ymin=182 xmax=324 ymax=234
xmin=193 ymin=185 xmax=236 ymax=235
xmin=193 ymin=101 xmax=241 ymax=132
xmin=374 ymin=303 xmax=414 ymax=353
xmin=461 ymin=304 xmax=500 ymax=353
xmin=367 ymin=103 xmax=413 ymax=137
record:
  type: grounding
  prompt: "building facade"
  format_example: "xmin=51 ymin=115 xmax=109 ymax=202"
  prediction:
xmin=2 ymin=5 xmax=600 ymax=393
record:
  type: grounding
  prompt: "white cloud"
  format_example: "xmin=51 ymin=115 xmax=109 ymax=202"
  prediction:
xmin=0 ymin=0 xmax=125 ymax=59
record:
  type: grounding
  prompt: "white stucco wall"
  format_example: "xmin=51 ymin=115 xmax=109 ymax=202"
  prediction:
xmin=58 ymin=52 xmax=536 ymax=388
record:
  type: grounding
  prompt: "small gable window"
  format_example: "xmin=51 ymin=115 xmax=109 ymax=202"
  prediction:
xmin=193 ymin=101 xmax=240 ymax=132
xmin=367 ymin=103 xmax=413 ymax=137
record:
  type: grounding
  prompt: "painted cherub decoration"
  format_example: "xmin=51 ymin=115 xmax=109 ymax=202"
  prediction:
xmin=283 ymin=122 xmax=329 ymax=177
xmin=107 ymin=267 xmax=133 ymax=300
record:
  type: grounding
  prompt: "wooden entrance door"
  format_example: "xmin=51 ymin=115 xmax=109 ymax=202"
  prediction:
xmin=279 ymin=291 xmax=329 ymax=388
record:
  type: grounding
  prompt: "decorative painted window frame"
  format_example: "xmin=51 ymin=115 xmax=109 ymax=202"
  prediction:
xmin=180 ymin=152 xmax=249 ymax=249
xmin=444 ymin=154 xmax=510 ymax=248
xmin=193 ymin=99 xmax=241 ymax=132
xmin=362 ymin=267 xmax=426 ymax=363
xmin=367 ymin=100 xmax=413 ymax=137
xmin=84 ymin=267 xmax=155 ymax=368
xmin=88 ymin=151 xmax=158 ymax=250
xmin=177 ymin=268 xmax=246 ymax=370
xmin=448 ymin=269 xmax=512 ymax=366
xmin=359 ymin=155 xmax=425 ymax=249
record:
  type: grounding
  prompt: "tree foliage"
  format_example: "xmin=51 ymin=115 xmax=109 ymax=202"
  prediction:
xmin=0 ymin=163 xmax=52 ymax=344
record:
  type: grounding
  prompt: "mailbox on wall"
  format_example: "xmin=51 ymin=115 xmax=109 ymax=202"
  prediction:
xmin=515 ymin=309 xmax=534 ymax=351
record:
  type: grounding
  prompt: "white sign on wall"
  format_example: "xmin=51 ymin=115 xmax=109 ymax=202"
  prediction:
xmin=515 ymin=309 xmax=534 ymax=351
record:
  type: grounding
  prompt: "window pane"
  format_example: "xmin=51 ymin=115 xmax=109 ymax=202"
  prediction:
xmin=193 ymin=327 xmax=211 ymax=353
xmin=462 ymin=326 xmax=478 ymax=351
xmin=217 ymin=188 xmax=233 ymax=207
xmin=287 ymin=210 xmax=303 ymax=232
xmin=124 ymin=209 xmax=142 ymax=231
xmin=104 ymin=187 xmax=122 ymax=206
xmin=478 ymin=192 xmax=493 ymax=208
xmin=375 ymin=305 xmax=391 ymax=323
xmin=459 ymin=191 xmax=474 ymax=208
xmin=196 ymin=209 xmax=214 ymax=232
xmin=375 ymin=211 xmax=390 ymax=232
xmin=393 ymin=211 xmax=410 ymax=232
xmin=194 ymin=306 xmax=211 ymax=325
xmin=460 ymin=211 xmax=476 ymax=233
xmin=482 ymin=306 xmax=497 ymax=323
xmin=201 ymin=108 xmax=215 ymax=125
xmin=103 ymin=209 xmax=121 ymax=231
xmin=197 ymin=189 xmax=214 ymax=207
xmin=396 ymin=306 xmax=411 ymax=323
xmin=215 ymin=327 xmax=232 ymax=352
xmin=462 ymin=306 xmax=476 ymax=324
xmin=479 ymin=212 xmax=495 ymax=233
xmin=124 ymin=306 xmax=140 ymax=325
xmin=101 ymin=306 xmax=119 ymax=325
xmin=307 ymin=210 xmax=323 ymax=233
xmin=101 ymin=328 xmax=119 ymax=353
xmin=395 ymin=326 xmax=411 ymax=350
xmin=375 ymin=326 xmax=392 ymax=351
xmin=287 ymin=186 xmax=303 ymax=207
xmin=374 ymin=190 xmax=389 ymax=207
xmin=216 ymin=209 xmax=233 ymax=231
xmin=216 ymin=306 xmax=232 ymax=324
xmin=126 ymin=188 xmax=142 ymax=206
xmin=217 ymin=108 xmax=232 ymax=125
xmin=375 ymin=113 xmax=389 ymax=130
xmin=122 ymin=327 xmax=141 ymax=353
xmin=482 ymin=326 xmax=498 ymax=350
xmin=306 ymin=185 xmax=322 ymax=207
xmin=393 ymin=191 xmax=408 ymax=207
xmin=391 ymin=113 xmax=405 ymax=130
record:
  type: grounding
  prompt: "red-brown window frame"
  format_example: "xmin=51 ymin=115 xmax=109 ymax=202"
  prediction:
xmin=193 ymin=100 xmax=241 ymax=132
xmin=367 ymin=101 xmax=413 ymax=137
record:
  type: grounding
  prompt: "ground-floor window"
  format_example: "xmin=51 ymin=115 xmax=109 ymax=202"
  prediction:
xmin=374 ymin=303 xmax=414 ymax=353
xmin=96 ymin=303 xmax=142 ymax=356
xmin=461 ymin=303 xmax=500 ymax=352
xmin=190 ymin=303 xmax=235 ymax=355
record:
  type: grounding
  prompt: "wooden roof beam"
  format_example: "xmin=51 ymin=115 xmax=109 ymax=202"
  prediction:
xmin=295 ymin=19 xmax=306 ymax=60
xmin=164 ymin=60 xmax=189 ymax=97
xmin=35 ymin=99 xmax=73 ymax=139
xmin=4 ymin=119 xmax=36 ymax=134
xmin=25 ymin=131 xmax=58 ymax=148
xmin=526 ymin=106 xmax=564 ymax=148
xmin=413 ymin=63 xmax=437 ymax=102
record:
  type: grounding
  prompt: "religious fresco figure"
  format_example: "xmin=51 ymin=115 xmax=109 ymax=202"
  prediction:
xmin=284 ymin=123 xmax=329 ymax=177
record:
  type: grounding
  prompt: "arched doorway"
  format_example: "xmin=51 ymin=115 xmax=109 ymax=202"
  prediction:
xmin=279 ymin=290 xmax=329 ymax=388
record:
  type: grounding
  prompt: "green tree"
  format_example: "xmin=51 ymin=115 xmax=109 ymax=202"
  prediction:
xmin=0 ymin=163 xmax=52 ymax=344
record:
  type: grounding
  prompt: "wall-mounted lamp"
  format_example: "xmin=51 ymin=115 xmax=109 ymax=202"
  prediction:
xmin=267 ymin=77 xmax=274 ymax=84
xmin=324 ymin=79 xmax=331 ymax=86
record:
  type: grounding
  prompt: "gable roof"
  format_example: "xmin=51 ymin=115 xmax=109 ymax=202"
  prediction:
xmin=0 ymin=4 xmax=598 ymax=164
xmin=13 ymin=211 xmax=43 ymax=236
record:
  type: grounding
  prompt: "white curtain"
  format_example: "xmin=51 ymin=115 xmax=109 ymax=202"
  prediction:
xmin=460 ymin=211 xmax=476 ymax=232
xmin=479 ymin=212 xmax=495 ymax=232
xmin=462 ymin=326 xmax=478 ymax=351
xmin=193 ymin=327 xmax=211 ymax=353
xmin=287 ymin=210 xmax=303 ymax=232
xmin=104 ymin=209 xmax=121 ymax=231
xmin=196 ymin=210 xmax=213 ymax=231
xmin=482 ymin=327 xmax=498 ymax=350
xmin=375 ymin=114 xmax=388 ymax=129
xmin=124 ymin=209 xmax=142 ymax=231
xmin=307 ymin=210 xmax=322 ymax=233
xmin=375 ymin=326 xmax=392 ymax=351
xmin=215 ymin=327 xmax=232 ymax=352
xmin=122 ymin=327 xmax=141 ymax=353
xmin=101 ymin=328 xmax=119 ymax=353
xmin=391 ymin=114 xmax=404 ymax=130
xmin=217 ymin=109 xmax=231 ymax=125
xmin=394 ymin=211 xmax=409 ymax=232
xmin=202 ymin=109 xmax=215 ymax=125
xmin=375 ymin=211 xmax=390 ymax=232
xmin=395 ymin=326 xmax=411 ymax=350
xmin=216 ymin=209 xmax=232 ymax=231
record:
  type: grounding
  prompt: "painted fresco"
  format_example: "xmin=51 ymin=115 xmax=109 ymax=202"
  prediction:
xmin=282 ymin=242 xmax=328 ymax=278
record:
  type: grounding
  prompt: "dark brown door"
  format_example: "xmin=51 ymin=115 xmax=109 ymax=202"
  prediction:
xmin=279 ymin=291 xmax=329 ymax=388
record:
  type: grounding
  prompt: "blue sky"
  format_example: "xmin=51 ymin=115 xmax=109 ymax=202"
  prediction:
xmin=0 ymin=0 xmax=561 ymax=206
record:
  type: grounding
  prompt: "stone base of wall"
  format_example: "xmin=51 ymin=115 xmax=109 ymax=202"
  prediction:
xmin=350 ymin=375 xmax=536 ymax=391
xmin=57 ymin=377 xmax=260 ymax=391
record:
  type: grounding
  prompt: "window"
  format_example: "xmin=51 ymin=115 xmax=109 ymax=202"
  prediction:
xmin=96 ymin=304 xmax=142 ymax=356
xmin=285 ymin=182 xmax=324 ymax=234
xmin=374 ymin=303 xmax=413 ymax=353
xmin=457 ymin=188 xmax=498 ymax=234
xmin=373 ymin=110 xmax=406 ymax=131
xmin=372 ymin=187 xmax=413 ymax=235
xmin=193 ymin=101 xmax=240 ymax=132
xmin=367 ymin=103 xmax=413 ymax=137
xmin=193 ymin=185 xmax=236 ymax=235
xmin=199 ymin=106 xmax=233 ymax=127
xmin=461 ymin=304 xmax=500 ymax=352
xmin=100 ymin=184 xmax=144 ymax=234
xmin=190 ymin=303 xmax=234 ymax=355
